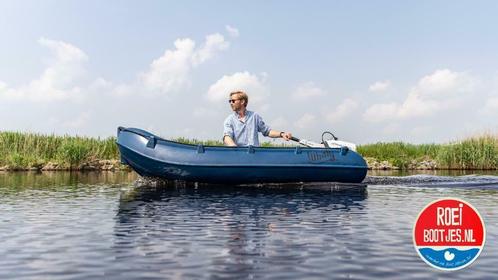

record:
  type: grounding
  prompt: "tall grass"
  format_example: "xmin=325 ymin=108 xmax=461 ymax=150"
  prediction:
xmin=173 ymin=137 xmax=224 ymax=146
xmin=358 ymin=135 xmax=498 ymax=169
xmin=0 ymin=131 xmax=119 ymax=168
xmin=1 ymin=131 xmax=496 ymax=170
xmin=436 ymin=135 xmax=498 ymax=169
xmin=171 ymin=138 xmax=292 ymax=147
xmin=357 ymin=142 xmax=439 ymax=169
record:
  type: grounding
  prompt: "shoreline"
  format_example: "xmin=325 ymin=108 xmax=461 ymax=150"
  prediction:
xmin=0 ymin=159 xmax=129 ymax=172
xmin=0 ymin=160 xmax=495 ymax=172
xmin=1 ymin=131 xmax=496 ymax=171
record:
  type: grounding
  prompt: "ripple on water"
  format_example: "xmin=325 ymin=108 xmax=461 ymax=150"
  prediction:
xmin=364 ymin=174 xmax=498 ymax=189
xmin=0 ymin=173 xmax=497 ymax=279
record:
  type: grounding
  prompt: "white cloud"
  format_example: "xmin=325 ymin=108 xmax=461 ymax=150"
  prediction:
xmin=0 ymin=30 xmax=239 ymax=138
xmin=363 ymin=103 xmax=398 ymax=123
xmin=87 ymin=77 xmax=132 ymax=97
xmin=4 ymin=33 xmax=230 ymax=100
xmin=0 ymin=81 xmax=8 ymax=91
xmin=141 ymin=33 xmax=231 ymax=94
xmin=325 ymin=98 xmax=358 ymax=123
xmin=400 ymin=69 xmax=475 ymax=117
xmin=291 ymin=82 xmax=326 ymax=100
xmin=38 ymin=37 xmax=88 ymax=64
xmin=0 ymin=37 xmax=88 ymax=102
xmin=192 ymin=33 xmax=229 ymax=66
xmin=417 ymin=69 xmax=474 ymax=95
xmin=368 ymin=80 xmax=391 ymax=92
xmin=3 ymin=32 xmax=495 ymax=144
xmin=364 ymin=69 xmax=476 ymax=122
xmin=89 ymin=77 xmax=112 ymax=90
xmin=225 ymin=25 xmax=240 ymax=38
xmin=140 ymin=38 xmax=195 ymax=93
xmin=295 ymin=113 xmax=316 ymax=129
xmin=206 ymin=71 xmax=268 ymax=104
xmin=397 ymin=91 xmax=439 ymax=118
xmin=480 ymin=97 xmax=498 ymax=115
xmin=111 ymin=83 xmax=136 ymax=97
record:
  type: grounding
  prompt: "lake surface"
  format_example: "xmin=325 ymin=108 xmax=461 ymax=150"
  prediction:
xmin=0 ymin=171 xmax=497 ymax=279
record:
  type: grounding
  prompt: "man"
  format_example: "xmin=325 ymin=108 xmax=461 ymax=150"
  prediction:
xmin=223 ymin=90 xmax=292 ymax=146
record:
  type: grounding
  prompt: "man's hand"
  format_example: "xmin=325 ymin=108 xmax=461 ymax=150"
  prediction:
xmin=223 ymin=135 xmax=237 ymax=146
xmin=269 ymin=130 xmax=292 ymax=141
xmin=281 ymin=132 xmax=292 ymax=141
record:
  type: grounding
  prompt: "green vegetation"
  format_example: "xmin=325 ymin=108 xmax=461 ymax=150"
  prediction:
xmin=357 ymin=135 xmax=498 ymax=170
xmin=173 ymin=137 xmax=224 ymax=146
xmin=0 ymin=131 xmax=496 ymax=170
xmin=0 ymin=131 xmax=119 ymax=169
xmin=174 ymin=137 xmax=291 ymax=147
xmin=357 ymin=142 xmax=440 ymax=169
xmin=435 ymin=135 xmax=498 ymax=169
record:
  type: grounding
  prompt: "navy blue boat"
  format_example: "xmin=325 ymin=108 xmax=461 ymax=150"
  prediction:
xmin=116 ymin=127 xmax=368 ymax=184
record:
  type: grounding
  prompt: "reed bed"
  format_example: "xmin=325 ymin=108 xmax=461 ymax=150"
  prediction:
xmin=0 ymin=131 xmax=496 ymax=170
xmin=357 ymin=142 xmax=440 ymax=169
xmin=435 ymin=135 xmax=498 ymax=169
xmin=173 ymin=137 xmax=224 ymax=147
xmin=173 ymin=137 xmax=292 ymax=147
xmin=357 ymin=134 xmax=498 ymax=170
xmin=0 ymin=131 xmax=119 ymax=169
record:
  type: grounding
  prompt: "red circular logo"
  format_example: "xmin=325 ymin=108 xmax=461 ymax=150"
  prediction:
xmin=413 ymin=198 xmax=485 ymax=270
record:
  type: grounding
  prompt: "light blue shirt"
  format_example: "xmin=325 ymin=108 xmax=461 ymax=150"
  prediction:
xmin=223 ymin=110 xmax=271 ymax=146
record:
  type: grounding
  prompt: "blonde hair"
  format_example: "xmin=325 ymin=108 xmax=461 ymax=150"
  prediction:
xmin=230 ymin=91 xmax=248 ymax=107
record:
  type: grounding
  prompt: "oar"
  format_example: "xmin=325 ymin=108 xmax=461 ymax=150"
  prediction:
xmin=289 ymin=136 xmax=322 ymax=148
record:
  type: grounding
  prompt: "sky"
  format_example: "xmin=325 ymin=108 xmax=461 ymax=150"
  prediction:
xmin=1 ymin=1 xmax=497 ymax=144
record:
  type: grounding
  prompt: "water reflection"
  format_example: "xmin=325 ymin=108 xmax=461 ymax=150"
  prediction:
xmin=1 ymin=172 xmax=497 ymax=279
xmin=0 ymin=171 xmax=137 ymax=190
xmin=117 ymin=181 xmax=368 ymax=218
xmin=114 ymin=182 xmax=368 ymax=279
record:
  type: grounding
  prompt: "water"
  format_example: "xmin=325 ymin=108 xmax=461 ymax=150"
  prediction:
xmin=0 ymin=171 xmax=497 ymax=279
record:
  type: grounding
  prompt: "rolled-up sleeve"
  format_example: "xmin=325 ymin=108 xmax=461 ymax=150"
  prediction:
xmin=223 ymin=117 xmax=234 ymax=139
xmin=256 ymin=114 xmax=271 ymax=136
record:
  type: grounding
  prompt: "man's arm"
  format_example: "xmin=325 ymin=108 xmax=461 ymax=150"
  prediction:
xmin=223 ymin=135 xmax=237 ymax=146
xmin=268 ymin=129 xmax=292 ymax=141
xmin=255 ymin=114 xmax=292 ymax=141
xmin=223 ymin=117 xmax=236 ymax=146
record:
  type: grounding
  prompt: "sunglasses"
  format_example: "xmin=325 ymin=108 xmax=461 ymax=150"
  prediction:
xmin=228 ymin=99 xmax=241 ymax=104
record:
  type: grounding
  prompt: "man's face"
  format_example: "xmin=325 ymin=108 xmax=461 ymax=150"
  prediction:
xmin=229 ymin=94 xmax=244 ymax=111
